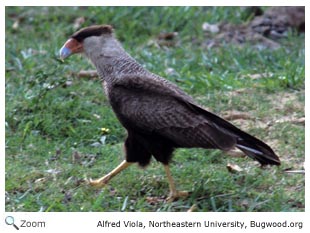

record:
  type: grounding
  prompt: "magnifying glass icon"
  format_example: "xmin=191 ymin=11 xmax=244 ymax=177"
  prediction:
xmin=5 ymin=216 xmax=19 ymax=230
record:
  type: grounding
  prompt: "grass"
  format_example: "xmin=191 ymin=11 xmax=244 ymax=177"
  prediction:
xmin=5 ymin=6 xmax=304 ymax=212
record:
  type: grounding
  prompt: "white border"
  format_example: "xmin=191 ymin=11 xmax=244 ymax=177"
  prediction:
xmin=2 ymin=1 xmax=308 ymax=232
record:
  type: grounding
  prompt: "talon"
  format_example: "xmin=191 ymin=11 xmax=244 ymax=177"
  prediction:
xmin=88 ymin=176 xmax=110 ymax=188
xmin=84 ymin=178 xmax=91 ymax=185
xmin=87 ymin=161 xmax=133 ymax=188
xmin=166 ymin=190 xmax=189 ymax=202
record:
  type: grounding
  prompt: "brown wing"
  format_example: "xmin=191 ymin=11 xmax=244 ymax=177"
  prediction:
xmin=108 ymin=74 xmax=236 ymax=150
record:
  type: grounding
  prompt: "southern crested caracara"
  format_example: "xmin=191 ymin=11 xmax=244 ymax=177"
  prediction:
xmin=59 ymin=25 xmax=280 ymax=201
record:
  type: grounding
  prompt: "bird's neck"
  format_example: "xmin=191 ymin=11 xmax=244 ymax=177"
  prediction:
xmin=87 ymin=39 xmax=148 ymax=84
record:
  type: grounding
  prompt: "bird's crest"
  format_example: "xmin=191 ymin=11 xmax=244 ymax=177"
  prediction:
xmin=71 ymin=25 xmax=114 ymax=42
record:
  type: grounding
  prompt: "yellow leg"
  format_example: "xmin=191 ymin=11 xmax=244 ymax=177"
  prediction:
xmin=164 ymin=165 xmax=188 ymax=202
xmin=89 ymin=160 xmax=133 ymax=188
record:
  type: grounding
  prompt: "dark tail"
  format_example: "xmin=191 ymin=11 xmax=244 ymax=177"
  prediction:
xmin=188 ymin=102 xmax=281 ymax=166
xmin=236 ymin=136 xmax=280 ymax=166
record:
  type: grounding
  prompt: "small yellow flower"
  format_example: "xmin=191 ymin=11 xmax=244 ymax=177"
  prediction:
xmin=100 ymin=127 xmax=110 ymax=134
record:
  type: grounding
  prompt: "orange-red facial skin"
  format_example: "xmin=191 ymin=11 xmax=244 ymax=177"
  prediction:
xmin=64 ymin=38 xmax=83 ymax=54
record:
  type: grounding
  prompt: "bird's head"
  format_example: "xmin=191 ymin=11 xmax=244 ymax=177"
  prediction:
xmin=59 ymin=24 xmax=114 ymax=60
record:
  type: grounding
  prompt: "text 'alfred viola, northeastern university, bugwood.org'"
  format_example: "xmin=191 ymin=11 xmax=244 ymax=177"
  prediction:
xmin=96 ymin=220 xmax=303 ymax=230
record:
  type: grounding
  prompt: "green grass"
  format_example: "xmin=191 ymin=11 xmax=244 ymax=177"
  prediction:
xmin=5 ymin=6 xmax=304 ymax=212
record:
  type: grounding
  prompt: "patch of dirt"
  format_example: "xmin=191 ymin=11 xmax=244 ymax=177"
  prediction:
xmin=227 ymin=89 xmax=304 ymax=123
xmin=267 ymin=91 xmax=304 ymax=113
xmin=203 ymin=6 xmax=305 ymax=50
xmin=225 ymin=89 xmax=304 ymax=165
xmin=222 ymin=110 xmax=253 ymax=121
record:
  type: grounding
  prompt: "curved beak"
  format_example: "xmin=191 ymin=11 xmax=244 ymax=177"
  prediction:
xmin=59 ymin=38 xmax=83 ymax=60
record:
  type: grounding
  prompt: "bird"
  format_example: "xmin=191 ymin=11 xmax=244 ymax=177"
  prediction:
xmin=59 ymin=25 xmax=280 ymax=201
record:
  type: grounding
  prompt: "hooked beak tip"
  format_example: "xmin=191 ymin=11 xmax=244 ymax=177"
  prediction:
xmin=59 ymin=46 xmax=72 ymax=60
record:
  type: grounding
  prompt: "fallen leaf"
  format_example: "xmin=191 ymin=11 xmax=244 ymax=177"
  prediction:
xmin=293 ymin=117 xmax=305 ymax=125
xmin=202 ymin=22 xmax=220 ymax=33
xmin=146 ymin=196 xmax=165 ymax=205
xmin=227 ymin=163 xmax=243 ymax=173
xmin=157 ymin=32 xmax=178 ymax=40
xmin=73 ymin=17 xmax=85 ymax=30
xmin=34 ymin=178 xmax=46 ymax=183
xmin=12 ymin=20 xmax=19 ymax=29
xmin=77 ymin=70 xmax=98 ymax=78
xmin=275 ymin=117 xmax=305 ymax=125
xmin=157 ymin=32 xmax=179 ymax=46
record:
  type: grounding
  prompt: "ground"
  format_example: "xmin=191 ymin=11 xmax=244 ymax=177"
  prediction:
xmin=5 ymin=6 xmax=304 ymax=212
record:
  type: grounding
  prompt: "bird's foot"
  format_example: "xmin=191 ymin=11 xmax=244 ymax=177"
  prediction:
xmin=166 ymin=190 xmax=189 ymax=202
xmin=87 ymin=174 xmax=111 ymax=188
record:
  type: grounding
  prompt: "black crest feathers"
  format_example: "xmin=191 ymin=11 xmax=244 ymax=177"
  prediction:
xmin=71 ymin=25 xmax=114 ymax=42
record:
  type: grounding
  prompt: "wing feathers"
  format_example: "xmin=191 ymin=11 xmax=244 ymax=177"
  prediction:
xmin=109 ymin=74 xmax=280 ymax=165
